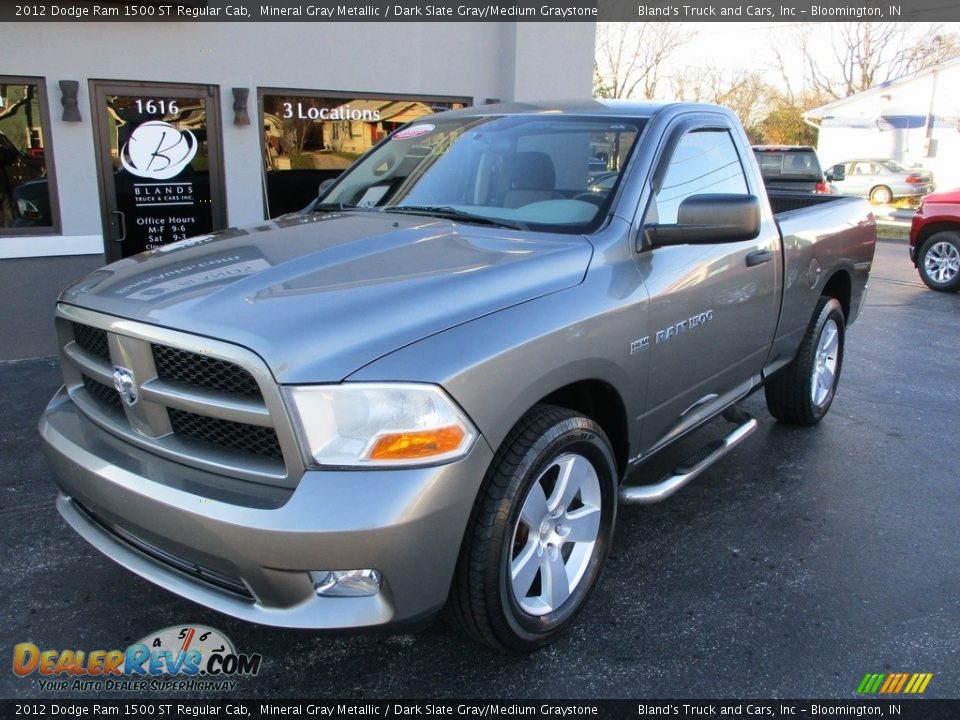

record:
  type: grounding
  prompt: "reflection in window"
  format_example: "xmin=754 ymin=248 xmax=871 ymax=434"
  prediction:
xmin=0 ymin=79 xmax=52 ymax=230
xmin=260 ymin=92 xmax=467 ymax=217
xmin=654 ymin=130 xmax=748 ymax=225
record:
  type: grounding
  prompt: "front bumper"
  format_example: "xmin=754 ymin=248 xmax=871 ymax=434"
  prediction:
xmin=40 ymin=387 xmax=493 ymax=629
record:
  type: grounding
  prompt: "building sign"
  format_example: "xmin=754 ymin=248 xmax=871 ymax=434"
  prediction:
xmin=260 ymin=92 xmax=467 ymax=216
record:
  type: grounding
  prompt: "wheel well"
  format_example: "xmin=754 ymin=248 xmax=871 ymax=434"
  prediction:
xmin=538 ymin=380 xmax=628 ymax=479
xmin=821 ymin=270 xmax=851 ymax=321
xmin=914 ymin=222 xmax=960 ymax=248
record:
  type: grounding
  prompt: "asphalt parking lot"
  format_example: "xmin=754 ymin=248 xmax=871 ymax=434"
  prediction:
xmin=2 ymin=237 xmax=958 ymax=700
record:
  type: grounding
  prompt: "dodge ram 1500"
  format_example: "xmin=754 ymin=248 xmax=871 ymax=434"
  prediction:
xmin=40 ymin=101 xmax=876 ymax=651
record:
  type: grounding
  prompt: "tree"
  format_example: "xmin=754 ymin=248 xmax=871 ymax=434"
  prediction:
xmin=593 ymin=23 xmax=694 ymax=100
xmin=758 ymin=90 xmax=828 ymax=146
xmin=669 ymin=68 xmax=770 ymax=140
xmin=775 ymin=22 xmax=960 ymax=101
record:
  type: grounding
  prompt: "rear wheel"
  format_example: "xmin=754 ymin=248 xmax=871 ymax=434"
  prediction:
xmin=917 ymin=232 xmax=960 ymax=292
xmin=869 ymin=185 xmax=893 ymax=205
xmin=765 ymin=296 xmax=845 ymax=426
xmin=449 ymin=405 xmax=617 ymax=651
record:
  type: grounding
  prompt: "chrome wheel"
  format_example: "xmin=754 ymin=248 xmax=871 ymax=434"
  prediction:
xmin=924 ymin=241 xmax=960 ymax=284
xmin=869 ymin=186 xmax=892 ymax=205
xmin=510 ymin=452 xmax=602 ymax=616
xmin=811 ymin=318 xmax=839 ymax=409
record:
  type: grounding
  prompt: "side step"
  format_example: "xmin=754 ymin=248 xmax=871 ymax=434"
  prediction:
xmin=619 ymin=410 xmax=758 ymax=505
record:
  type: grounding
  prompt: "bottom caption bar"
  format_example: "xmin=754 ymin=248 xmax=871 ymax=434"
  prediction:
xmin=2 ymin=700 xmax=959 ymax=719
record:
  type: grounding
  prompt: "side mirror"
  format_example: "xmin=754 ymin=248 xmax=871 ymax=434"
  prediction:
xmin=826 ymin=164 xmax=845 ymax=182
xmin=647 ymin=194 xmax=761 ymax=247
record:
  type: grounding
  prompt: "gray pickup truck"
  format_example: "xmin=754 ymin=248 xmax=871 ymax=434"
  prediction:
xmin=40 ymin=101 xmax=876 ymax=651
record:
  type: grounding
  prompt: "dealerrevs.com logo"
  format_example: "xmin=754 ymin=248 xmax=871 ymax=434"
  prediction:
xmin=12 ymin=625 xmax=261 ymax=692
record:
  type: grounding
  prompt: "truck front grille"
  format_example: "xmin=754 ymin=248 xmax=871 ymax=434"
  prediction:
xmin=72 ymin=322 xmax=110 ymax=361
xmin=153 ymin=345 xmax=263 ymax=398
xmin=82 ymin=374 xmax=123 ymax=411
xmin=56 ymin=305 xmax=302 ymax=487
xmin=169 ymin=408 xmax=283 ymax=458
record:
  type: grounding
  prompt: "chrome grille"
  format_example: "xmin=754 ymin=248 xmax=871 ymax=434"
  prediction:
xmin=56 ymin=304 xmax=302 ymax=487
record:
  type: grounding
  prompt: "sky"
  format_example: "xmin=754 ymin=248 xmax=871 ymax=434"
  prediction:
xmin=648 ymin=21 xmax=960 ymax=97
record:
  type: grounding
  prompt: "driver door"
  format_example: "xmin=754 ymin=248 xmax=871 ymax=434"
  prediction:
xmin=636 ymin=120 xmax=781 ymax=454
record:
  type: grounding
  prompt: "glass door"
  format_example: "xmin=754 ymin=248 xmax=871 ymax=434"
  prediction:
xmin=91 ymin=81 xmax=226 ymax=261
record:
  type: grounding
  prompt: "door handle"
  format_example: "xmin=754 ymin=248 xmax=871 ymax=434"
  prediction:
xmin=111 ymin=210 xmax=126 ymax=242
xmin=745 ymin=249 xmax=773 ymax=267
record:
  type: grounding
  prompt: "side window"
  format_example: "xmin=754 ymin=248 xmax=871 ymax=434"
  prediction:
xmin=650 ymin=129 xmax=748 ymax=225
xmin=0 ymin=76 xmax=57 ymax=234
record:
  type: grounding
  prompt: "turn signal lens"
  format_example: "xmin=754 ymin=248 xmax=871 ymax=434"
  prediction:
xmin=369 ymin=425 xmax=467 ymax=461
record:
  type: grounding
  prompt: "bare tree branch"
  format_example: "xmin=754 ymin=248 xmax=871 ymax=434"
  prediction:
xmin=593 ymin=23 xmax=694 ymax=100
xmin=785 ymin=22 xmax=958 ymax=101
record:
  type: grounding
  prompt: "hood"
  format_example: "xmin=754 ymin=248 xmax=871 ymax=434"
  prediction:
xmin=922 ymin=188 xmax=960 ymax=205
xmin=61 ymin=212 xmax=592 ymax=383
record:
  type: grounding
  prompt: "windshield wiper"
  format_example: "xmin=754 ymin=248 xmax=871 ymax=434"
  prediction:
xmin=383 ymin=205 xmax=528 ymax=231
xmin=310 ymin=202 xmax=361 ymax=213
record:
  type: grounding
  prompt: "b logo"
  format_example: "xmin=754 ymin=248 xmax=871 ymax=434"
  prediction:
xmin=120 ymin=121 xmax=198 ymax=180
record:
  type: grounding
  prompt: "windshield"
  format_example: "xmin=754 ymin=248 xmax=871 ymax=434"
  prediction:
xmin=315 ymin=114 xmax=644 ymax=233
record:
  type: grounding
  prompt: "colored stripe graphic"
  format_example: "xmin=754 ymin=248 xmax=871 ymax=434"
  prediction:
xmin=857 ymin=673 xmax=932 ymax=694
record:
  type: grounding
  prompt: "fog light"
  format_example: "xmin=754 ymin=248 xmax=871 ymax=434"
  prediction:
xmin=310 ymin=569 xmax=382 ymax=597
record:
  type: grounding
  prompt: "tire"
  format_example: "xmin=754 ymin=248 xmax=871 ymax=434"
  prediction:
xmin=917 ymin=231 xmax=960 ymax=292
xmin=869 ymin=185 xmax=893 ymax=205
xmin=765 ymin=296 xmax=845 ymax=426
xmin=449 ymin=405 xmax=617 ymax=652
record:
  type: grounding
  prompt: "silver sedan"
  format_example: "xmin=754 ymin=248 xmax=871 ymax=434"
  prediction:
xmin=827 ymin=159 xmax=935 ymax=204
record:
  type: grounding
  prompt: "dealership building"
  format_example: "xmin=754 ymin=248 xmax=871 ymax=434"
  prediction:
xmin=1 ymin=22 xmax=595 ymax=360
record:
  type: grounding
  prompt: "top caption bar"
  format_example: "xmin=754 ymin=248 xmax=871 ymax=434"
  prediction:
xmin=3 ymin=0 xmax=958 ymax=22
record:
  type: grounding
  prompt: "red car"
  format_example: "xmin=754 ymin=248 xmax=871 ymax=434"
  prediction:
xmin=909 ymin=188 xmax=960 ymax=292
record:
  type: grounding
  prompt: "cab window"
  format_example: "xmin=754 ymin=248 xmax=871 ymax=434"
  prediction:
xmin=648 ymin=129 xmax=749 ymax=225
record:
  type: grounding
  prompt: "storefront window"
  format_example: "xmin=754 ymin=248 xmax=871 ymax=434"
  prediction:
xmin=260 ymin=90 xmax=468 ymax=217
xmin=0 ymin=77 xmax=56 ymax=232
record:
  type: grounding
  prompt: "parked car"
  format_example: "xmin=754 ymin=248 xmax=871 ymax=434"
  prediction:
xmin=40 ymin=101 xmax=875 ymax=651
xmin=827 ymin=158 xmax=934 ymax=205
xmin=909 ymin=188 xmax=960 ymax=292
xmin=0 ymin=129 xmax=45 ymax=189
xmin=752 ymin=145 xmax=830 ymax=194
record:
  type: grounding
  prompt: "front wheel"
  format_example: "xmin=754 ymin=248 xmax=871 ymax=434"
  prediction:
xmin=449 ymin=405 xmax=617 ymax=651
xmin=917 ymin=231 xmax=960 ymax=292
xmin=765 ymin=296 xmax=845 ymax=426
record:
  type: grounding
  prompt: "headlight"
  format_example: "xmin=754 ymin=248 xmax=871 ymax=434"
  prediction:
xmin=285 ymin=383 xmax=477 ymax=467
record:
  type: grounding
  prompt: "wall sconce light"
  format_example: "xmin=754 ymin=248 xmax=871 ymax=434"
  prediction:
xmin=232 ymin=88 xmax=250 ymax=126
xmin=60 ymin=80 xmax=81 ymax=122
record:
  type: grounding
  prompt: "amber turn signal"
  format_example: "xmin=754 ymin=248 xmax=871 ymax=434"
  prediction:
xmin=369 ymin=425 xmax=467 ymax=461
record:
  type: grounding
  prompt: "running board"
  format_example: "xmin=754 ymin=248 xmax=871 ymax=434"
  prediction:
xmin=619 ymin=414 xmax=758 ymax=505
